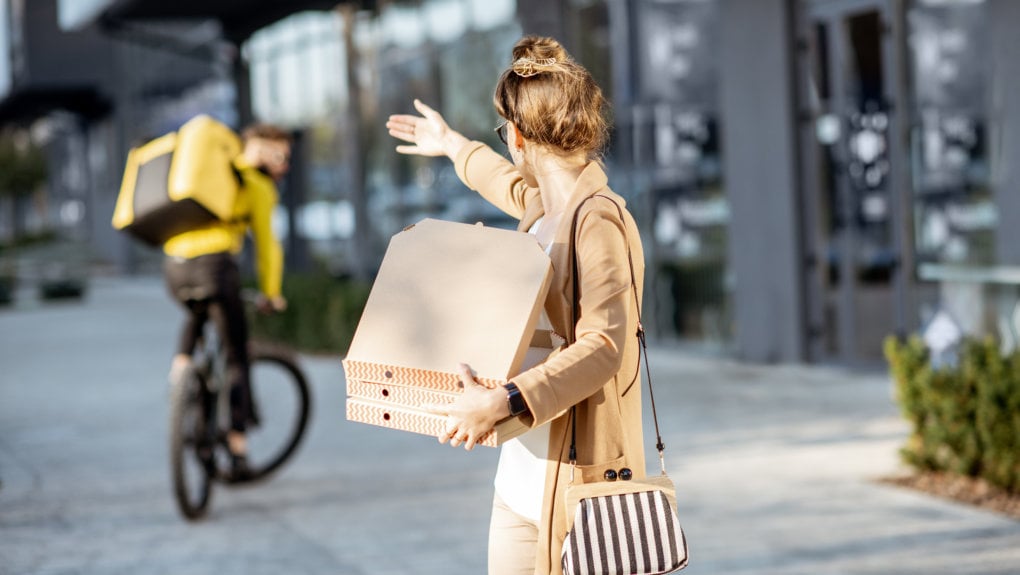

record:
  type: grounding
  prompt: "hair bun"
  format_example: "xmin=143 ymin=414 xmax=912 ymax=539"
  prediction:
xmin=495 ymin=35 xmax=609 ymax=160
xmin=512 ymin=35 xmax=569 ymax=63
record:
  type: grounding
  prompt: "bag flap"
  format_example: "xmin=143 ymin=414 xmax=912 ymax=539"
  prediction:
xmin=563 ymin=473 xmax=677 ymax=534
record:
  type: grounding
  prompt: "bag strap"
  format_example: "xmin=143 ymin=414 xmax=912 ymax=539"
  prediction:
xmin=567 ymin=194 xmax=667 ymax=477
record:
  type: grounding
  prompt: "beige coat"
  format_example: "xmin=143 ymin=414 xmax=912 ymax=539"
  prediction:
xmin=454 ymin=142 xmax=647 ymax=575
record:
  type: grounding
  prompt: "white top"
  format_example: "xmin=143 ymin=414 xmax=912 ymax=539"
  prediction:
xmin=493 ymin=218 xmax=555 ymax=522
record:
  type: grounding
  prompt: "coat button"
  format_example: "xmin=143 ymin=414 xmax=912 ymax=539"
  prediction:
xmin=603 ymin=469 xmax=618 ymax=481
xmin=619 ymin=468 xmax=633 ymax=481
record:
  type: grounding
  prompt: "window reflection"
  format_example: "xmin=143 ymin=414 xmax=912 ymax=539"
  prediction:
xmin=909 ymin=0 xmax=993 ymax=265
xmin=633 ymin=0 xmax=728 ymax=344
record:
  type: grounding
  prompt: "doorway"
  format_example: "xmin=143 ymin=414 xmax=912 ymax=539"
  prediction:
xmin=797 ymin=0 xmax=911 ymax=364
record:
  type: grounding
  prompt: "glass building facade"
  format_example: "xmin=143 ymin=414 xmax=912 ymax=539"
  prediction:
xmin=909 ymin=0 xmax=992 ymax=266
xmin=242 ymin=0 xmax=734 ymax=348
xmin=8 ymin=0 xmax=1019 ymax=363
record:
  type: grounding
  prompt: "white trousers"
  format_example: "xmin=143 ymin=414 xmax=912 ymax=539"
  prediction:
xmin=488 ymin=492 xmax=539 ymax=575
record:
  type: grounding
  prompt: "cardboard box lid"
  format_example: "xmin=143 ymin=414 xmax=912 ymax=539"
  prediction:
xmin=346 ymin=218 xmax=553 ymax=381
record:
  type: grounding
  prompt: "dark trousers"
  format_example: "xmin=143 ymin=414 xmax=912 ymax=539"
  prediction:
xmin=163 ymin=252 xmax=253 ymax=433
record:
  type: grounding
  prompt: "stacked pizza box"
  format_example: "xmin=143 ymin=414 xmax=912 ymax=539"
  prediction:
xmin=342 ymin=218 xmax=554 ymax=447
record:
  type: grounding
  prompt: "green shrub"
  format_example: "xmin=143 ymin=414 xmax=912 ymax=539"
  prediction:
xmin=0 ymin=271 xmax=14 ymax=306
xmin=976 ymin=346 xmax=1020 ymax=491
xmin=885 ymin=335 xmax=1020 ymax=492
xmin=247 ymin=273 xmax=371 ymax=355
xmin=39 ymin=277 xmax=86 ymax=300
xmin=658 ymin=259 xmax=728 ymax=337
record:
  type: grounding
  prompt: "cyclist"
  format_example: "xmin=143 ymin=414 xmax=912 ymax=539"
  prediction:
xmin=163 ymin=122 xmax=291 ymax=479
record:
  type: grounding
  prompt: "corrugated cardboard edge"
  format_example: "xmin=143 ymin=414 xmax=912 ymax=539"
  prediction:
xmin=347 ymin=378 xmax=460 ymax=408
xmin=346 ymin=397 xmax=528 ymax=447
xmin=342 ymin=360 xmax=504 ymax=391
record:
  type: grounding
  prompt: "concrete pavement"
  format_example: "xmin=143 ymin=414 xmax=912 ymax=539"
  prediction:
xmin=1 ymin=275 xmax=1019 ymax=574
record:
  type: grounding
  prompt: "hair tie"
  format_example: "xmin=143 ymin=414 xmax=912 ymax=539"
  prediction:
xmin=512 ymin=57 xmax=557 ymax=78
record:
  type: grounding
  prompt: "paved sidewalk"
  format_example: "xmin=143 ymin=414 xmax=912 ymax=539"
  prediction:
xmin=1 ymin=275 xmax=1019 ymax=574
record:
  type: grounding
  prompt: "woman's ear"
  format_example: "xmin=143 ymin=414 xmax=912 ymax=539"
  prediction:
xmin=510 ymin=121 xmax=525 ymax=152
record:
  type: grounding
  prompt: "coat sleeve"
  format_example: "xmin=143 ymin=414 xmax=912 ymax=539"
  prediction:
xmin=453 ymin=141 xmax=537 ymax=219
xmin=246 ymin=175 xmax=284 ymax=298
xmin=510 ymin=201 xmax=633 ymax=426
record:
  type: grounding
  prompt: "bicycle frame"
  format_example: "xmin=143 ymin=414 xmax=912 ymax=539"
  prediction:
xmin=169 ymin=301 xmax=311 ymax=520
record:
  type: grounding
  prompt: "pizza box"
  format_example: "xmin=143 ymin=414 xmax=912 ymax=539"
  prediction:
xmin=342 ymin=218 xmax=554 ymax=446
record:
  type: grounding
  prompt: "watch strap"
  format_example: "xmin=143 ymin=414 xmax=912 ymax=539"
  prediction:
xmin=505 ymin=382 xmax=529 ymax=417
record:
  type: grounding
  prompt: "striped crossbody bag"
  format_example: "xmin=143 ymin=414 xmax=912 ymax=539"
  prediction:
xmin=561 ymin=195 xmax=688 ymax=575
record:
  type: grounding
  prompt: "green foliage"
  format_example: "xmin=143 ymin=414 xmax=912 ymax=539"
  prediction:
xmin=0 ymin=273 xmax=14 ymax=306
xmin=658 ymin=259 xmax=728 ymax=335
xmin=976 ymin=345 xmax=1020 ymax=491
xmin=0 ymin=230 xmax=58 ymax=253
xmin=38 ymin=278 xmax=86 ymax=301
xmin=0 ymin=133 xmax=47 ymax=199
xmin=885 ymin=335 xmax=1020 ymax=492
xmin=247 ymin=273 xmax=371 ymax=355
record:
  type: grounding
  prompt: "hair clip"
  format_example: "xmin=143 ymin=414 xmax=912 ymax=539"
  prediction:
xmin=512 ymin=57 xmax=557 ymax=78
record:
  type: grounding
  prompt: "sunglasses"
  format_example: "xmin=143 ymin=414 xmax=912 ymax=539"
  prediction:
xmin=494 ymin=120 xmax=508 ymax=145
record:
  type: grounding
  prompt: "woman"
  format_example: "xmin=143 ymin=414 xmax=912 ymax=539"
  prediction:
xmin=386 ymin=36 xmax=646 ymax=575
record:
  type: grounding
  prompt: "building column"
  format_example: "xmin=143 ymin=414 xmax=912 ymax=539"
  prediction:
xmin=988 ymin=0 xmax=1020 ymax=265
xmin=718 ymin=0 xmax=805 ymax=362
xmin=232 ymin=48 xmax=253 ymax=127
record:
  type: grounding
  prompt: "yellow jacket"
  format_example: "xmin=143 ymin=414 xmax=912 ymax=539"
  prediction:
xmin=455 ymin=141 xmax=647 ymax=575
xmin=163 ymin=158 xmax=284 ymax=298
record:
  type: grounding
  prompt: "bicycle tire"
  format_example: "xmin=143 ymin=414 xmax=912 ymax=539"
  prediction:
xmin=236 ymin=343 xmax=311 ymax=482
xmin=169 ymin=366 xmax=214 ymax=519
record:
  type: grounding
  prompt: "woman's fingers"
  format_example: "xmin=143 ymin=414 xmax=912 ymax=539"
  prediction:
xmin=425 ymin=364 xmax=487 ymax=449
xmin=458 ymin=363 xmax=478 ymax=387
xmin=441 ymin=416 xmax=463 ymax=446
xmin=388 ymin=113 xmax=419 ymax=125
xmin=425 ymin=404 xmax=461 ymax=445
xmin=442 ymin=427 xmax=458 ymax=446
xmin=386 ymin=101 xmax=459 ymax=158
xmin=386 ymin=118 xmax=417 ymax=143
xmin=413 ymin=98 xmax=439 ymax=121
xmin=386 ymin=114 xmax=417 ymax=130
xmin=444 ymin=427 xmax=478 ymax=451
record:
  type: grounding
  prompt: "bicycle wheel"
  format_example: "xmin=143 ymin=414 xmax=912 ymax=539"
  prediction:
xmin=238 ymin=343 xmax=311 ymax=482
xmin=169 ymin=365 xmax=214 ymax=519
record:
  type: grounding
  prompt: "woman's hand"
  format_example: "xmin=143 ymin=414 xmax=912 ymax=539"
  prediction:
xmin=423 ymin=363 xmax=510 ymax=450
xmin=386 ymin=99 xmax=469 ymax=160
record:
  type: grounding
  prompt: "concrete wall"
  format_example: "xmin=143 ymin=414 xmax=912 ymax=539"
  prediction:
xmin=719 ymin=0 xmax=805 ymax=362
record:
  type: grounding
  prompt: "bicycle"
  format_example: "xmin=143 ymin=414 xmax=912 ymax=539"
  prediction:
xmin=168 ymin=295 xmax=311 ymax=520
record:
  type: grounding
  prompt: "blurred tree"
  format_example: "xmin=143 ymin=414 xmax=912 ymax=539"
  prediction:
xmin=0 ymin=131 xmax=48 ymax=242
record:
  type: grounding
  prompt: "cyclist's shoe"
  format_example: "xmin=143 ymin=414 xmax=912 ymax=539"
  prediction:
xmin=229 ymin=453 xmax=252 ymax=482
